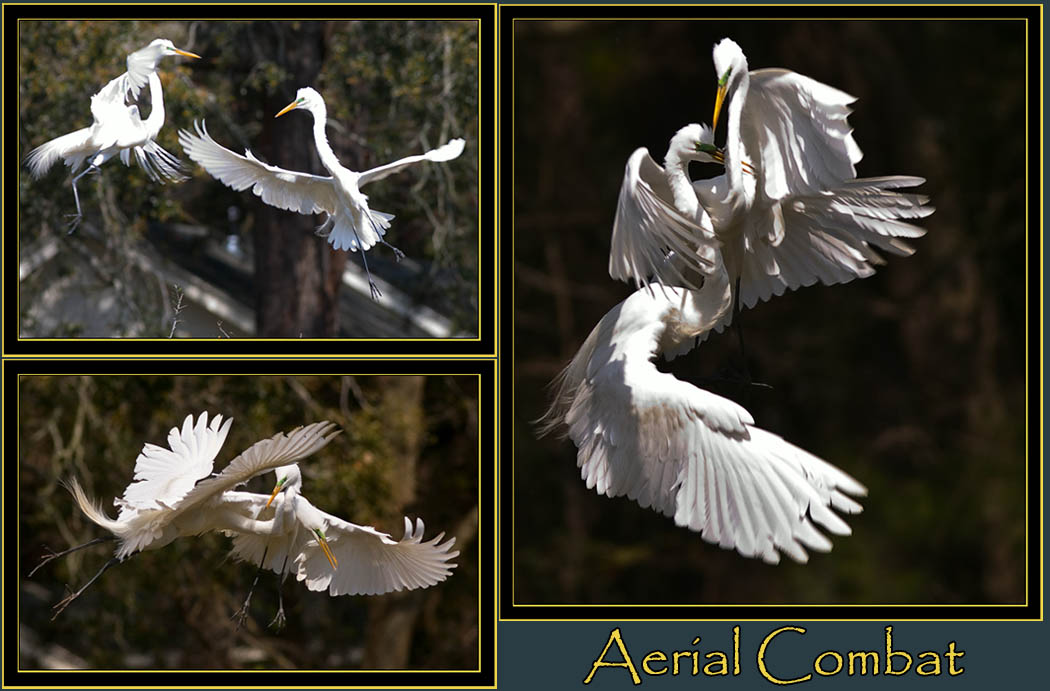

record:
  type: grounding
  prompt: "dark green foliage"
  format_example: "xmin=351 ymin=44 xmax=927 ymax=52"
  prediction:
xmin=19 ymin=375 xmax=478 ymax=669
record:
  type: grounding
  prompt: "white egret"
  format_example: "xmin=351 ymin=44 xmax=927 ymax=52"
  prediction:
xmin=31 ymin=412 xmax=340 ymax=618
xmin=177 ymin=87 xmax=466 ymax=300
xmin=24 ymin=39 xmax=200 ymax=232
xmin=539 ymin=245 xmax=867 ymax=564
xmin=225 ymin=463 xmax=458 ymax=627
xmin=611 ymin=118 xmax=932 ymax=352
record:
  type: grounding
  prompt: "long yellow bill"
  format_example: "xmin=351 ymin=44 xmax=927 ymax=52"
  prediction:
xmin=712 ymin=83 xmax=728 ymax=132
xmin=316 ymin=531 xmax=338 ymax=569
xmin=174 ymin=48 xmax=202 ymax=60
xmin=711 ymin=150 xmax=756 ymax=176
xmin=265 ymin=481 xmax=283 ymax=509
xmin=275 ymin=99 xmax=300 ymax=118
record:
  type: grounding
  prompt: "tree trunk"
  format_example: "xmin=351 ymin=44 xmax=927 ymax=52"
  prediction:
xmin=251 ymin=24 xmax=345 ymax=337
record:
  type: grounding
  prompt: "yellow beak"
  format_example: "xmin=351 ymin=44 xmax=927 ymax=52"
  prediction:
xmin=174 ymin=48 xmax=202 ymax=60
xmin=713 ymin=83 xmax=728 ymax=132
xmin=275 ymin=100 xmax=300 ymax=119
xmin=265 ymin=482 xmax=282 ymax=509
xmin=317 ymin=533 xmax=338 ymax=569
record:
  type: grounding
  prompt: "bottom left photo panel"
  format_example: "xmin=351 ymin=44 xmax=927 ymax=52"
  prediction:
xmin=4 ymin=360 xmax=494 ymax=688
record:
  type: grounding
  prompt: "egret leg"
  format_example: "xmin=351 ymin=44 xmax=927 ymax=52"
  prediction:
xmin=349 ymin=224 xmax=382 ymax=301
xmin=269 ymin=552 xmax=291 ymax=631
xmin=232 ymin=545 xmax=269 ymax=630
xmin=28 ymin=536 xmax=117 ymax=577
xmin=66 ymin=158 xmax=102 ymax=234
xmin=365 ymin=213 xmax=404 ymax=262
xmin=314 ymin=213 xmax=334 ymax=238
xmin=51 ymin=555 xmax=122 ymax=620
xmin=730 ymin=278 xmax=772 ymax=394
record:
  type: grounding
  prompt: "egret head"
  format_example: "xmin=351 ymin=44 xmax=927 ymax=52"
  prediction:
xmin=265 ymin=463 xmax=303 ymax=509
xmin=297 ymin=500 xmax=339 ymax=570
xmin=275 ymin=87 xmax=325 ymax=119
xmin=139 ymin=38 xmax=201 ymax=65
xmin=711 ymin=38 xmax=746 ymax=131
xmin=667 ymin=123 xmax=717 ymax=164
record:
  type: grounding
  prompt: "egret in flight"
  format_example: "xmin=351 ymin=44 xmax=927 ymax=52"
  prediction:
xmin=30 ymin=412 xmax=340 ymax=619
xmin=226 ymin=463 xmax=458 ymax=628
xmin=178 ymin=87 xmax=466 ymax=300
xmin=24 ymin=39 xmax=201 ymax=232
xmin=611 ymin=40 xmax=933 ymax=339
xmin=539 ymin=245 xmax=867 ymax=564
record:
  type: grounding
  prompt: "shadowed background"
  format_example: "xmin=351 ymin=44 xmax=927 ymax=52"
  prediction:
xmin=19 ymin=375 xmax=479 ymax=669
xmin=514 ymin=20 xmax=1027 ymax=605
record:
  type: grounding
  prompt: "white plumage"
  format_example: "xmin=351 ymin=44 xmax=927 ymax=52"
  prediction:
xmin=540 ymin=256 xmax=867 ymax=564
xmin=177 ymin=86 xmax=465 ymax=300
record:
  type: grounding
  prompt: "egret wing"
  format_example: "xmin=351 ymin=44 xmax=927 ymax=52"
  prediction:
xmin=735 ymin=175 xmax=933 ymax=312
xmin=746 ymin=68 xmax=863 ymax=201
xmin=609 ymin=148 xmax=717 ymax=289
xmin=167 ymin=421 xmax=340 ymax=517
xmin=294 ymin=501 xmax=459 ymax=596
xmin=547 ymin=287 xmax=867 ymax=564
xmin=178 ymin=120 xmax=339 ymax=215
xmin=119 ymin=412 xmax=233 ymax=512
xmin=357 ymin=138 xmax=465 ymax=187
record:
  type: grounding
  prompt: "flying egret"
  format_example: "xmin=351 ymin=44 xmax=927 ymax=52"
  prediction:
xmin=30 ymin=412 xmax=340 ymax=619
xmin=225 ymin=463 xmax=458 ymax=628
xmin=611 ymin=117 xmax=932 ymax=351
xmin=177 ymin=87 xmax=466 ymax=300
xmin=24 ymin=39 xmax=200 ymax=232
xmin=538 ymin=244 xmax=867 ymax=564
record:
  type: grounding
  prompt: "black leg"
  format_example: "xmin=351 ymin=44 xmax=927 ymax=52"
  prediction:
xmin=380 ymin=239 xmax=404 ymax=262
xmin=232 ymin=545 xmax=269 ymax=630
xmin=28 ymin=536 xmax=117 ymax=578
xmin=269 ymin=552 xmax=291 ymax=631
xmin=51 ymin=556 xmax=122 ymax=620
xmin=729 ymin=278 xmax=772 ymax=395
xmin=350 ymin=224 xmax=382 ymax=301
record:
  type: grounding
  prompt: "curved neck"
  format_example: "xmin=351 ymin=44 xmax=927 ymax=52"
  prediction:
xmin=663 ymin=149 xmax=699 ymax=220
xmin=678 ymin=258 xmax=732 ymax=340
xmin=142 ymin=71 xmax=165 ymax=137
xmin=308 ymin=105 xmax=341 ymax=175
xmin=723 ymin=70 xmax=749 ymax=205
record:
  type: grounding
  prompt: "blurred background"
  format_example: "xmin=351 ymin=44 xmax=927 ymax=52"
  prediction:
xmin=18 ymin=20 xmax=479 ymax=338
xmin=19 ymin=375 xmax=479 ymax=669
xmin=514 ymin=21 xmax=1027 ymax=605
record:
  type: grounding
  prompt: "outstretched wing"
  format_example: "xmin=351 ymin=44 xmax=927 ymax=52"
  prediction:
xmin=609 ymin=147 xmax=717 ymax=290
xmin=118 ymin=412 xmax=233 ymax=512
xmin=551 ymin=288 xmax=867 ymax=564
xmin=178 ymin=120 xmax=338 ymax=215
xmin=167 ymin=421 xmax=340 ymax=517
xmin=746 ymin=68 xmax=863 ymax=201
xmin=733 ymin=175 xmax=933 ymax=314
xmin=295 ymin=501 xmax=459 ymax=596
xmin=357 ymin=138 xmax=465 ymax=187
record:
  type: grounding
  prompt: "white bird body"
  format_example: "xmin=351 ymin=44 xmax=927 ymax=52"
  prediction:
xmin=178 ymin=87 xmax=465 ymax=299
xmin=68 ymin=413 xmax=340 ymax=560
xmin=539 ymin=255 xmax=867 ymax=564
xmin=610 ymin=39 xmax=933 ymax=327
xmin=226 ymin=463 xmax=459 ymax=597
xmin=24 ymin=39 xmax=199 ymax=230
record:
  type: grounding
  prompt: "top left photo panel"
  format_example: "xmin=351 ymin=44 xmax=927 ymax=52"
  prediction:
xmin=7 ymin=5 xmax=494 ymax=356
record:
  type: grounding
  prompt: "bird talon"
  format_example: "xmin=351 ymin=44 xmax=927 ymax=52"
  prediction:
xmin=64 ymin=214 xmax=83 ymax=234
xmin=368 ymin=282 xmax=382 ymax=301
xmin=269 ymin=608 xmax=286 ymax=631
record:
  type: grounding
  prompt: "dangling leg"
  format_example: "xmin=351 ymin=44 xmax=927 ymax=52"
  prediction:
xmin=366 ymin=213 xmax=404 ymax=262
xmin=232 ymin=545 xmax=269 ymax=629
xmin=730 ymin=277 xmax=772 ymax=393
xmin=28 ymin=536 xmax=117 ymax=577
xmin=66 ymin=155 xmax=103 ymax=233
xmin=349 ymin=224 xmax=382 ymax=301
xmin=314 ymin=212 xmax=334 ymax=238
xmin=269 ymin=552 xmax=291 ymax=631
xmin=51 ymin=555 xmax=123 ymax=620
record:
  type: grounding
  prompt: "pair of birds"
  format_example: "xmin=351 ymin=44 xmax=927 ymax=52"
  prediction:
xmin=539 ymin=39 xmax=933 ymax=564
xmin=31 ymin=412 xmax=458 ymax=627
xmin=24 ymin=38 xmax=466 ymax=300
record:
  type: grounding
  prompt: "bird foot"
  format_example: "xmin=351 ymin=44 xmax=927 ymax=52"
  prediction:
xmin=313 ymin=226 xmax=331 ymax=238
xmin=368 ymin=281 xmax=383 ymax=301
xmin=28 ymin=545 xmax=61 ymax=578
xmin=268 ymin=607 xmax=286 ymax=632
xmin=64 ymin=214 xmax=83 ymax=234
xmin=231 ymin=595 xmax=253 ymax=630
xmin=50 ymin=585 xmax=79 ymax=621
xmin=388 ymin=246 xmax=405 ymax=262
